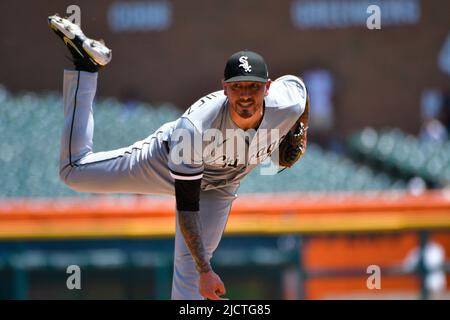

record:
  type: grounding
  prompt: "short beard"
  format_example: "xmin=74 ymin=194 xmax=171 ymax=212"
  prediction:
xmin=237 ymin=109 xmax=254 ymax=119
xmin=234 ymin=101 xmax=257 ymax=119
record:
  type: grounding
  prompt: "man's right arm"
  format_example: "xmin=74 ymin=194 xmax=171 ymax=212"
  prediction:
xmin=168 ymin=118 xmax=226 ymax=299
xmin=175 ymin=179 xmax=226 ymax=300
xmin=174 ymin=178 xmax=211 ymax=273
xmin=168 ymin=118 xmax=209 ymax=273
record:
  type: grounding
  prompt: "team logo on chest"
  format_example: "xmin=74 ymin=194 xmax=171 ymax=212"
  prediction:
xmin=238 ymin=56 xmax=252 ymax=73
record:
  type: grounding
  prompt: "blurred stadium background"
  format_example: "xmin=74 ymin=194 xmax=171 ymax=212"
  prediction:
xmin=1 ymin=0 xmax=450 ymax=299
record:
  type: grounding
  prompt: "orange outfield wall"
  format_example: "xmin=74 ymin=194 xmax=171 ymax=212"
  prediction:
xmin=0 ymin=190 xmax=450 ymax=298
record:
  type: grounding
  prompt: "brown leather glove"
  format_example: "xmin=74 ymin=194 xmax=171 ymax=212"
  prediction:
xmin=278 ymin=121 xmax=308 ymax=168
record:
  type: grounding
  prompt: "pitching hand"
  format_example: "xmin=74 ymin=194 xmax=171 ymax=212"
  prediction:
xmin=199 ymin=269 xmax=228 ymax=300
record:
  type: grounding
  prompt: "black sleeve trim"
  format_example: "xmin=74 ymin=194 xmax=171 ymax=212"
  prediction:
xmin=175 ymin=178 xmax=201 ymax=212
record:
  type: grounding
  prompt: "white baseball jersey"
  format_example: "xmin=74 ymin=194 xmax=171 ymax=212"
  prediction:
xmin=164 ymin=75 xmax=307 ymax=191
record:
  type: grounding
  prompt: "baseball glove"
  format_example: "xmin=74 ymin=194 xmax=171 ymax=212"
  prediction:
xmin=278 ymin=120 xmax=308 ymax=168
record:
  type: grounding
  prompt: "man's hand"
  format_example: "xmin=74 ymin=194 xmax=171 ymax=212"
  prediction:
xmin=199 ymin=270 xmax=227 ymax=300
xmin=278 ymin=121 xmax=308 ymax=168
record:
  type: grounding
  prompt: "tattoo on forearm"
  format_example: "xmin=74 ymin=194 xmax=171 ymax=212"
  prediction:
xmin=177 ymin=210 xmax=211 ymax=274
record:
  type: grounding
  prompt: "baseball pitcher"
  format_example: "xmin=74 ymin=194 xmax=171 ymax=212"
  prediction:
xmin=49 ymin=14 xmax=309 ymax=300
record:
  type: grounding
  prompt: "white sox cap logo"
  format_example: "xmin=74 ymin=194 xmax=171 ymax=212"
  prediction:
xmin=238 ymin=56 xmax=252 ymax=73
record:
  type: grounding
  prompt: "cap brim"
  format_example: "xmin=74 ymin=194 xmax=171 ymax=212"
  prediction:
xmin=224 ymin=76 xmax=268 ymax=83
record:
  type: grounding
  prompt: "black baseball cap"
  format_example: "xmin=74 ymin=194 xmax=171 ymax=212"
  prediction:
xmin=224 ymin=50 xmax=269 ymax=83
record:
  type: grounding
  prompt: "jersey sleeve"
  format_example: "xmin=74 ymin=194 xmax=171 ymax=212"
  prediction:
xmin=274 ymin=75 xmax=308 ymax=118
xmin=167 ymin=117 xmax=204 ymax=180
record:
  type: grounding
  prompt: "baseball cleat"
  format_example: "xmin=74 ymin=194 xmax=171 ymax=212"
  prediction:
xmin=48 ymin=14 xmax=112 ymax=71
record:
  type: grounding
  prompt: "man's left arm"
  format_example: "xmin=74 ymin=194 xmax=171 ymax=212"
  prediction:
xmin=277 ymin=93 xmax=309 ymax=169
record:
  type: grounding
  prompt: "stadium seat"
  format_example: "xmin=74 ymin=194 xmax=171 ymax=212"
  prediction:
xmin=1 ymin=90 xmax=408 ymax=197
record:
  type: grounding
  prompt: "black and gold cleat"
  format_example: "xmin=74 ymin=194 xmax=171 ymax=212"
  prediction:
xmin=48 ymin=14 xmax=112 ymax=72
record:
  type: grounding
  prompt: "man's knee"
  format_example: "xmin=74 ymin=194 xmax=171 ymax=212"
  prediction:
xmin=59 ymin=167 xmax=87 ymax=192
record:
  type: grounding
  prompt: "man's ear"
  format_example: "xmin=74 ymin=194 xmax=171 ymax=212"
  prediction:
xmin=264 ymin=79 xmax=272 ymax=96
xmin=222 ymin=80 xmax=228 ymax=96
